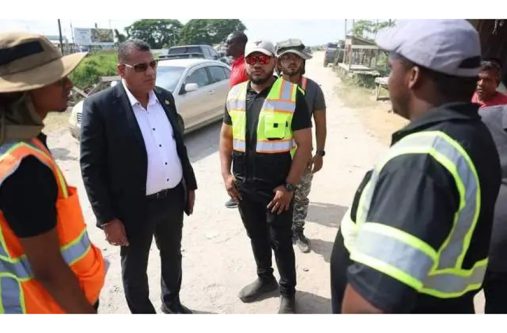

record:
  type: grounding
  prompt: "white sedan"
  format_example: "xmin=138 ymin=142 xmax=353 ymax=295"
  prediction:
xmin=69 ymin=58 xmax=231 ymax=138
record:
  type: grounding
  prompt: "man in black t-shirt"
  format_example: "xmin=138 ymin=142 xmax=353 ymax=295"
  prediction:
xmin=219 ymin=40 xmax=312 ymax=314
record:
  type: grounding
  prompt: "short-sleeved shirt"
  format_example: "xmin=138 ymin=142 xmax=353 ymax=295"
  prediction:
xmin=479 ymin=105 xmax=507 ymax=272
xmin=301 ymin=77 xmax=326 ymax=114
xmin=472 ymin=91 xmax=507 ymax=108
xmin=0 ymin=134 xmax=58 ymax=238
xmin=341 ymin=103 xmax=501 ymax=313
xmin=229 ymin=55 xmax=248 ymax=87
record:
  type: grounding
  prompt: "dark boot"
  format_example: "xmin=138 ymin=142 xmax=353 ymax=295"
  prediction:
xmin=238 ymin=277 xmax=278 ymax=303
xmin=278 ymin=295 xmax=296 ymax=314
xmin=161 ymin=301 xmax=192 ymax=314
xmin=294 ymin=229 xmax=311 ymax=253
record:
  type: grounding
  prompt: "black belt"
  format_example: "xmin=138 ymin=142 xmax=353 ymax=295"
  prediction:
xmin=146 ymin=188 xmax=173 ymax=201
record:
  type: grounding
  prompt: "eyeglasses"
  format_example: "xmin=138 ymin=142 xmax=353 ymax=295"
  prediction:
xmin=123 ymin=60 xmax=158 ymax=72
xmin=245 ymin=54 xmax=272 ymax=65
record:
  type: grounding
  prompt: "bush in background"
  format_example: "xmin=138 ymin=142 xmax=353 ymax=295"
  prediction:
xmin=70 ymin=51 xmax=118 ymax=90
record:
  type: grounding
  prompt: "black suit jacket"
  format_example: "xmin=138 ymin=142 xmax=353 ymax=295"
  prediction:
xmin=80 ymin=83 xmax=197 ymax=231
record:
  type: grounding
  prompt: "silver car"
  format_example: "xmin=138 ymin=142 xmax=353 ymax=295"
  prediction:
xmin=69 ymin=58 xmax=231 ymax=138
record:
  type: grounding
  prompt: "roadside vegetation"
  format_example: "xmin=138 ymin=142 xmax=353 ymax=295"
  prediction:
xmin=69 ymin=51 xmax=117 ymax=90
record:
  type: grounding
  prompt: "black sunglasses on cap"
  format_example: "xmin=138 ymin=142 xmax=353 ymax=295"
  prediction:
xmin=123 ymin=60 xmax=158 ymax=73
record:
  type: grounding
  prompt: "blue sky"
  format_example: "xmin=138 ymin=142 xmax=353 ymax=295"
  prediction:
xmin=0 ymin=19 xmax=347 ymax=46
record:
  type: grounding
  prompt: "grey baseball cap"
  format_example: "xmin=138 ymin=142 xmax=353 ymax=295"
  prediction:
xmin=245 ymin=40 xmax=275 ymax=57
xmin=375 ymin=20 xmax=481 ymax=77
xmin=275 ymin=38 xmax=312 ymax=60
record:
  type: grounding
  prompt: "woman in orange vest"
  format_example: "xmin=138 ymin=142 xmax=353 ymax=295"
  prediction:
xmin=0 ymin=32 xmax=105 ymax=313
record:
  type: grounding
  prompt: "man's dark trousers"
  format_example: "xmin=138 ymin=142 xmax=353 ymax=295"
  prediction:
xmin=120 ymin=183 xmax=185 ymax=314
xmin=238 ymin=188 xmax=296 ymax=297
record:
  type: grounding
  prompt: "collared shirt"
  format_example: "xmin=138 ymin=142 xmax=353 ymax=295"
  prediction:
xmin=472 ymin=91 xmax=507 ymax=108
xmin=479 ymin=105 xmax=507 ymax=272
xmin=229 ymin=55 xmax=248 ymax=87
xmin=342 ymin=103 xmax=501 ymax=313
xmin=122 ymin=80 xmax=182 ymax=195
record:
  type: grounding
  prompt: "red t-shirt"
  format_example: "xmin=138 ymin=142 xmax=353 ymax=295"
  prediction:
xmin=229 ymin=55 xmax=248 ymax=87
xmin=471 ymin=91 xmax=507 ymax=108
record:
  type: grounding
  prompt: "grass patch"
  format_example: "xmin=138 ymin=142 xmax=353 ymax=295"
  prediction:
xmin=69 ymin=51 xmax=117 ymax=90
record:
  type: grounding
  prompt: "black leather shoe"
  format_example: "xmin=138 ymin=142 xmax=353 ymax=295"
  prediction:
xmin=161 ymin=301 xmax=193 ymax=314
xmin=278 ymin=295 xmax=296 ymax=314
xmin=225 ymin=198 xmax=238 ymax=208
xmin=238 ymin=277 xmax=278 ymax=303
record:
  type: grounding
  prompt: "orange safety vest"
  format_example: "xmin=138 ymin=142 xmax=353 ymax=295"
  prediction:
xmin=0 ymin=138 xmax=105 ymax=313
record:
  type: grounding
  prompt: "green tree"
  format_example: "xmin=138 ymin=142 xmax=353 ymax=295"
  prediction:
xmin=178 ymin=19 xmax=246 ymax=45
xmin=125 ymin=19 xmax=183 ymax=48
xmin=351 ymin=20 xmax=395 ymax=39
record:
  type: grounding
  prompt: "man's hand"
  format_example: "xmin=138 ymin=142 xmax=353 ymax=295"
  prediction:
xmin=103 ymin=218 xmax=129 ymax=247
xmin=267 ymin=185 xmax=294 ymax=215
xmin=224 ymin=174 xmax=242 ymax=202
xmin=186 ymin=190 xmax=195 ymax=215
xmin=311 ymin=154 xmax=324 ymax=173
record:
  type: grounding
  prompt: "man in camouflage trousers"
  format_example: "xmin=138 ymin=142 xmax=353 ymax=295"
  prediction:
xmin=276 ymin=39 xmax=327 ymax=253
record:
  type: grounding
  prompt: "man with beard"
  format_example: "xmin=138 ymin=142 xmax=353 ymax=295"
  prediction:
xmin=276 ymin=39 xmax=327 ymax=253
xmin=219 ymin=40 xmax=312 ymax=313
xmin=472 ymin=60 xmax=507 ymax=107
xmin=224 ymin=31 xmax=249 ymax=209
xmin=330 ymin=20 xmax=501 ymax=313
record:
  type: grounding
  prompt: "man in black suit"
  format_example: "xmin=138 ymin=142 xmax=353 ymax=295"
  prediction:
xmin=80 ymin=39 xmax=197 ymax=314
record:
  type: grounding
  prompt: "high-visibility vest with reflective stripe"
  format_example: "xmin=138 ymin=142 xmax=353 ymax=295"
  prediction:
xmin=341 ymin=130 xmax=485 ymax=299
xmin=0 ymin=138 xmax=105 ymax=313
xmin=226 ymin=77 xmax=297 ymax=154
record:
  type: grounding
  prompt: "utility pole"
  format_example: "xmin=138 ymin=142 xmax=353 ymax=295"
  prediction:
xmin=57 ymin=19 xmax=64 ymax=54
xmin=344 ymin=19 xmax=347 ymax=38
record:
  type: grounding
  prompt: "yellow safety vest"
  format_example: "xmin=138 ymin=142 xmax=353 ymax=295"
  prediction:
xmin=226 ymin=77 xmax=298 ymax=154
xmin=341 ymin=130 xmax=486 ymax=299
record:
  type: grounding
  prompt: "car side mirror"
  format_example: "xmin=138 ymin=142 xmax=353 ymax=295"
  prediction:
xmin=183 ymin=83 xmax=199 ymax=93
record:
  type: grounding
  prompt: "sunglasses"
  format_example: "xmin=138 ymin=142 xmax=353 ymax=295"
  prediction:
xmin=124 ymin=60 xmax=158 ymax=72
xmin=245 ymin=54 xmax=272 ymax=65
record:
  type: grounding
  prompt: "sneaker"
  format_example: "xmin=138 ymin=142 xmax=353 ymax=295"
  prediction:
xmin=294 ymin=230 xmax=311 ymax=253
xmin=278 ymin=295 xmax=296 ymax=314
xmin=225 ymin=198 xmax=238 ymax=208
xmin=238 ymin=277 xmax=279 ymax=303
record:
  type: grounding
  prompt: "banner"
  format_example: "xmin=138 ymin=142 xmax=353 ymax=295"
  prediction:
xmin=74 ymin=28 xmax=114 ymax=46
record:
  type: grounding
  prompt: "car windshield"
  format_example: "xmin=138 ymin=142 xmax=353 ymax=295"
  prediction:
xmin=156 ymin=66 xmax=185 ymax=92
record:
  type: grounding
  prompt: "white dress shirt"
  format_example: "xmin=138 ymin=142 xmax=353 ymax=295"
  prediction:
xmin=122 ymin=80 xmax=183 ymax=195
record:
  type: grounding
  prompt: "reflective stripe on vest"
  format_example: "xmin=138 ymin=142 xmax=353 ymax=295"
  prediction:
xmin=0 ymin=230 xmax=91 ymax=281
xmin=0 ymin=274 xmax=24 ymax=314
xmin=344 ymin=130 xmax=483 ymax=298
xmin=227 ymin=78 xmax=297 ymax=154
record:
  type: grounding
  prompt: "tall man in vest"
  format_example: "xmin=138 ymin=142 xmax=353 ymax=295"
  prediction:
xmin=219 ymin=40 xmax=312 ymax=313
xmin=276 ymin=39 xmax=327 ymax=253
xmin=330 ymin=20 xmax=501 ymax=313
xmin=0 ymin=32 xmax=106 ymax=313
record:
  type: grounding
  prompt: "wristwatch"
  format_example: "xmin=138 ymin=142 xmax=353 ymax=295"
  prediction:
xmin=284 ymin=182 xmax=297 ymax=192
xmin=316 ymin=150 xmax=326 ymax=157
